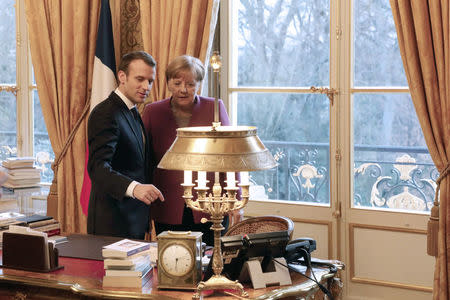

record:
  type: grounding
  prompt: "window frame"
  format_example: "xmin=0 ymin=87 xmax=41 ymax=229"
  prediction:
xmin=220 ymin=0 xmax=433 ymax=215
xmin=0 ymin=0 xmax=37 ymax=159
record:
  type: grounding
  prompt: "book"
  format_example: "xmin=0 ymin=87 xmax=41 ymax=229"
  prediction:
xmin=32 ymin=222 xmax=60 ymax=233
xmin=102 ymin=239 xmax=150 ymax=258
xmin=0 ymin=212 xmax=26 ymax=226
xmin=7 ymin=168 xmax=41 ymax=177
xmin=28 ymin=218 xmax=57 ymax=228
xmin=48 ymin=235 xmax=67 ymax=244
xmin=2 ymin=157 xmax=35 ymax=169
xmin=105 ymin=263 xmax=152 ymax=277
xmin=2 ymin=162 xmax=41 ymax=188
xmin=103 ymin=250 xmax=151 ymax=269
xmin=16 ymin=214 xmax=53 ymax=224
xmin=102 ymin=275 xmax=143 ymax=288
xmin=0 ymin=220 xmax=26 ymax=231
xmin=42 ymin=228 xmax=61 ymax=237
xmin=2 ymin=181 xmax=41 ymax=189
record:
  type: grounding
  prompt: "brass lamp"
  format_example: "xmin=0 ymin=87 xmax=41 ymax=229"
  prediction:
xmin=158 ymin=52 xmax=277 ymax=299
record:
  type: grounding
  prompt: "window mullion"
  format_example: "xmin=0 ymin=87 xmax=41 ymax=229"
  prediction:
xmin=15 ymin=0 xmax=33 ymax=157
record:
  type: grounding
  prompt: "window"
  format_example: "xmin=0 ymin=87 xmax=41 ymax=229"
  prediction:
xmin=0 ymin=0 xmax=54 ymax=183
xmin=226 ymin=0 xmax=435 ymax=213
xmin=352 ymin=0 xmax=435 ymax=212
xmin=229 ymin=0 xmax=331 ymax=204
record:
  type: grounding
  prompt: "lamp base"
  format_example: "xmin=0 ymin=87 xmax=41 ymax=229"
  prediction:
xmin=192 ymin=274 xmax=248 ymax=299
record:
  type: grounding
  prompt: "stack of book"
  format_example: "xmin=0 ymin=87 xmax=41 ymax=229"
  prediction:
xmin=2 ymin=157 xmax=41 ymax=189
xmin=16 ymin=214 xmax=61 ymax=237
xmin=0 ymin=212 xmax=26 ymax=247
xmin=102 ymin=239 xmax=153 ymax=288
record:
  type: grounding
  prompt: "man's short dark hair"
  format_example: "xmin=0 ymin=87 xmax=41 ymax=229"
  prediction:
xmin=118 ymin=51 xmax=156 ymax=75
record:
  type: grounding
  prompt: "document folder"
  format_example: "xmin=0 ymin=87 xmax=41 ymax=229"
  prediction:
xmin=1 ymin=232 xmax=63 ymax=272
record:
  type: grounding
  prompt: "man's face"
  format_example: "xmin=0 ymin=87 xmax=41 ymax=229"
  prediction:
xmin=118 ymin=59 xmax=155 ymax=104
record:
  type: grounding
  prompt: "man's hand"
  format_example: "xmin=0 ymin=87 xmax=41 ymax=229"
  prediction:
xmin=133 ymin=184 xmax=164 ymax=205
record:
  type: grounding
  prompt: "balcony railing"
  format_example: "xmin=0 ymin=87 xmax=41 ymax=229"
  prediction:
xmin=251 ymin=140 xmax=436 ymax=212
xmin=0 ymin=130 xmax=437 ymax=212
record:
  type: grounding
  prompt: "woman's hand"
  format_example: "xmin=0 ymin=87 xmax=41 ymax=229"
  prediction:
xmin=228 ymin=208 xmax=244 ymax=227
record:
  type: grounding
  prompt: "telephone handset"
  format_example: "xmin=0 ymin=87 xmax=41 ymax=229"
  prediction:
xmin=284 ymin=237 xmax=316 ymax=264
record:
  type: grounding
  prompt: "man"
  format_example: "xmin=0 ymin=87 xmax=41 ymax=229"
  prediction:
xmin=87 ymin=51 xmax=164 ymax=239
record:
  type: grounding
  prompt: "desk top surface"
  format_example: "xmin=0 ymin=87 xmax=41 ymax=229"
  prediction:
xmin=0 ymin=254 xmax=339 ymax=299
xmin=0 ymin=234 xmax=343 ymax=299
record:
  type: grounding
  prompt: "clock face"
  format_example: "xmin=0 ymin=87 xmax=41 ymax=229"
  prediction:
xmin=160 ymin=244 xmax=194 ymax=277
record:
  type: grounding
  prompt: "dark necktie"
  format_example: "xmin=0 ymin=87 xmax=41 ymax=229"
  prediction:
xmin=131 ymin=107 xmax=140 ymax=122
xmin=130 ymin=107 xmax=144 ymax=147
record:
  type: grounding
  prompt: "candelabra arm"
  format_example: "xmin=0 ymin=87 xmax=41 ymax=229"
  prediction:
xmin=236 ymin=184 xmax=250 ymax=209
xmin=182 ymin=183 xmax=195 ymax=207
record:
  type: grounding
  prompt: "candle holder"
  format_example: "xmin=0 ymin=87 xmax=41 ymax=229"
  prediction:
xmin=159 ymin=125 xmax=276 ymax=299
xmin=183 ymin=176 xmax=249 ymax=298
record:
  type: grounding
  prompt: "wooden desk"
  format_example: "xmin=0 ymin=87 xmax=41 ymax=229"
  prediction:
xmin=0 ymin=254 xmax=343 ymax=299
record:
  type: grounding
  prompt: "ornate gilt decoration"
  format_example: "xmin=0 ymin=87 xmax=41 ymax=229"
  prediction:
xmin=354 ymin=154 xmax=437 ymax=211
xmin=0 ymin=85 xmax=19 ymax=96
xmin=120 ymin=0 xmax=144 ymax=55
xmin=310 ymin=86 xmax=338 ymax=105
xmin=183 ymin=180 xmax=249 ymax=299
xmin=161 ymin=151 xmax=276 ymax=173
xmin=290 ymin=148 xmax=328 ymax=203
xmin=158 ymin=126 xmax=277 ymax=172
xmin=13 ymin=291 xmax=27 ymax=300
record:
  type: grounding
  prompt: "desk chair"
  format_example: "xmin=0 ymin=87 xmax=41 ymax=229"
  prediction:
xmin=224 ymin=215 xmax=294 ymax=240
xmin=221 ymin=215 xmax=294 ymax=288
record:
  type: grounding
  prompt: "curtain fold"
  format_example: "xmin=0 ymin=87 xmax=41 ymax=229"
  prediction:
xmin=390 ymin=1 xmax=450 ymax=299
xmin=25 ymin=0 xmax=101 ymax=233
xmin=139 ymin=0 xmax=219 ymax=104
xmin=139 ymin=0 xmax=219 ymax=239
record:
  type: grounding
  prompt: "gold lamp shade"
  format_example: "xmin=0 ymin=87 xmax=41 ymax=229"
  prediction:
xmin=157 ymin=125 xmax=277 ymax=172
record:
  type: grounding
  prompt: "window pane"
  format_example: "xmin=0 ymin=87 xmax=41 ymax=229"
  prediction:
xmin=236 ymin=0 xmax=329 ymax=87
xmin=353 ymin=94 xmax=436 ymax=212
xmin=0 ymin=0 xmax=16 ymax=84
xmin=237 ymin=93 xmax=330 ymax=204
xmin=0 ymin=91 xmax=16 ymax=160
xmin=354 ymin=0 xmax=407 ymax=86
xmin=33 ymin=90 xmax=54 ymax=183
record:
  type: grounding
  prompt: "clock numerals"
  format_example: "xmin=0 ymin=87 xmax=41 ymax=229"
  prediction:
xmin=161 ymin=244 xmax=193 ymax=277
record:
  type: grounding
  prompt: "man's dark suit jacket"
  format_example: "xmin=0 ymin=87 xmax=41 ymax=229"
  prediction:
xmin=87 ymin=91 xmax=150 ymax=239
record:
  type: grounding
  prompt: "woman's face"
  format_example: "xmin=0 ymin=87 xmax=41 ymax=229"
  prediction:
xmin=168 ymin=69 xmax=200 ymax=108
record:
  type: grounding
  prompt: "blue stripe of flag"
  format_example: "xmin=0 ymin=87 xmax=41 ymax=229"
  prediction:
xmin=96 ymin=0 xmax=116 ymax=73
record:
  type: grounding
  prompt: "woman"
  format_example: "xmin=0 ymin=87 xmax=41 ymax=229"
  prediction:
xmin=142 ymin=55 xmax=240 ymax=245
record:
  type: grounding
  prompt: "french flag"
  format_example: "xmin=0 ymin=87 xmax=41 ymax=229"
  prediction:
xmin=80 ymin=0 xmax=117 ymax=216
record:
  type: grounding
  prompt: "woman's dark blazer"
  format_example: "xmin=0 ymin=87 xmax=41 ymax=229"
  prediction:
xmin=142 ymin=96 xmax=230 ymax=225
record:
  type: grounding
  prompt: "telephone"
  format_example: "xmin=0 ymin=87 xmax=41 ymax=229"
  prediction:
xmin=204 ymin=231 xmax=290 ymax=281
xmin=284 ymin=237 xmax=316 ymax=265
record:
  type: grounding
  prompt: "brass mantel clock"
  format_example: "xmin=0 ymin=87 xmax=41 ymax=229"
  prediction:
xmin=157 ymin=231 xmax=203 ymax=290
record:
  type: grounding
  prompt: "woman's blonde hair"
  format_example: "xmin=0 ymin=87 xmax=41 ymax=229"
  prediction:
xmin=165 ymin=55 xmax=205 ymax=82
